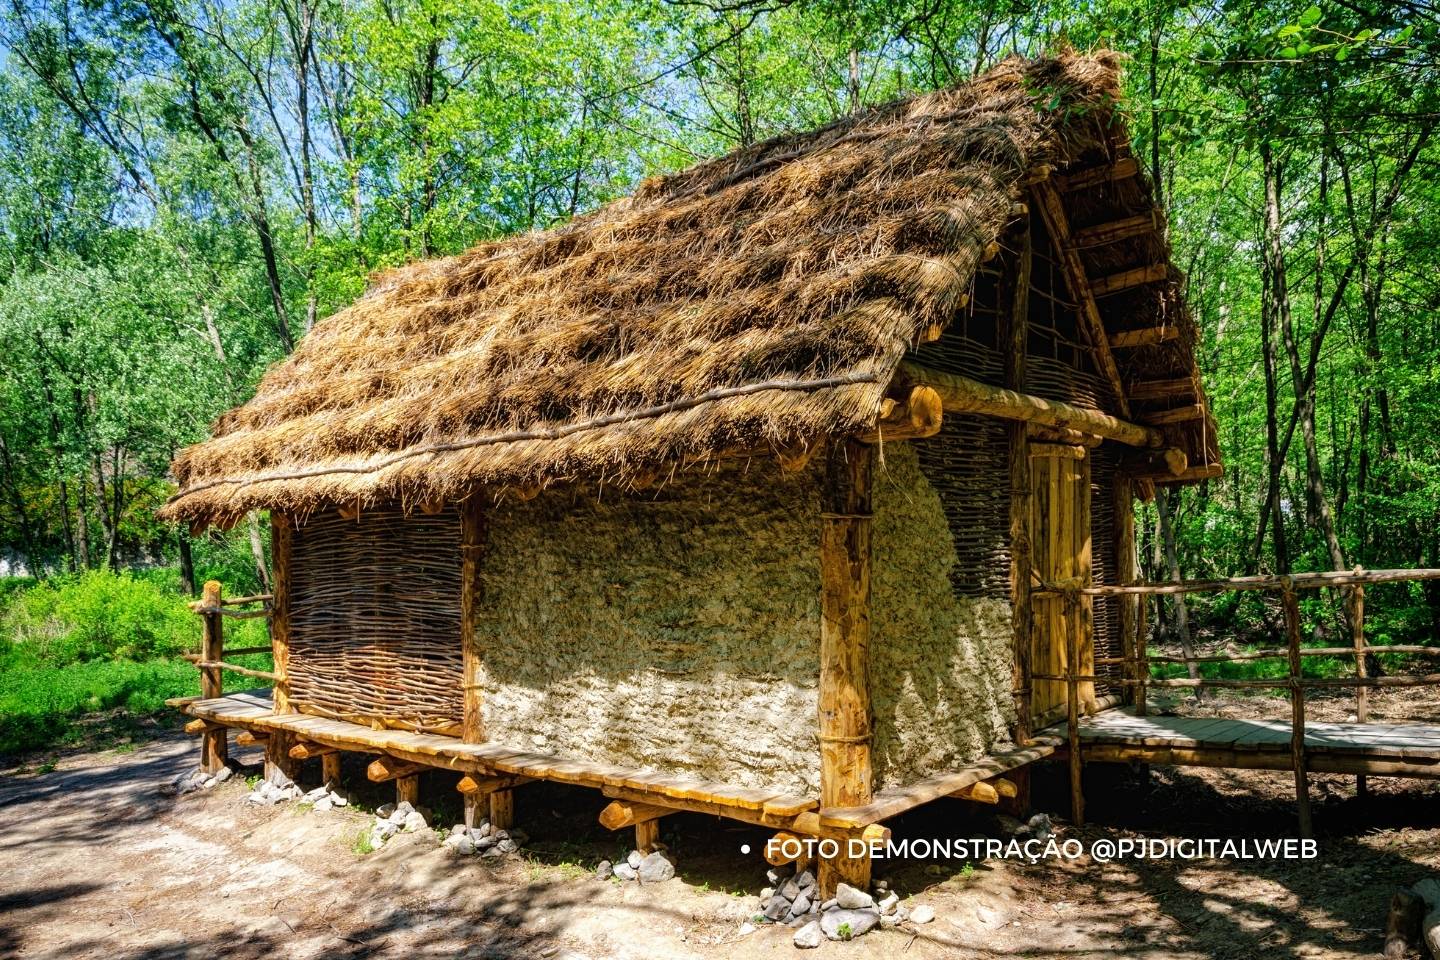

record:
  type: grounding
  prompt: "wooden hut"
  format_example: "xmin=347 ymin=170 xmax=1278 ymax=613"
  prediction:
xmin=162 ymin=51 xmax=1218 ymax=896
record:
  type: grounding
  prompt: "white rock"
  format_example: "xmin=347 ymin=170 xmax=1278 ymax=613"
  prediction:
xmin=213 ymin=766 xmax=233 ymax=783
xmin=376 ymin=803 xmax=396 ymax=819
xmin=331 ymin=795 xmax=347 ymax=807
xmin=613 ymin=862 xmax=637 ymax=881
xmin=834 ymin=883 xmax=874 ymax=910
xmin=314 ymin=797 xmax=333 ymax=812
xmin=403 ymin=810 xmax=428 ymax=832
xmin=877 ymin=892 xmax=899 ymax=915
xmin=793 ymin=921 xmax=824 ymax=949
xmin=880 ymin=913 xmax=902 ymax=928
xmin=454 ymin=837 xmax=475 ymax=855
xmin=738 ymin=921 xmax=757 ymax=937
xmin=759 ymin=887 xmax=775 ymax=901
xmin=910 ymin=905 xmax=935 ymax=924
xmin=821 ymin=908 xmax=879 ymax=940
xmin=627 ymin=849 xmax=643 ymax=869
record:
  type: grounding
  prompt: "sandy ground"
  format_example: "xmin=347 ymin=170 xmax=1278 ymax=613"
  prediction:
xmin=2 ymin=691 xmax=1439 ymax=960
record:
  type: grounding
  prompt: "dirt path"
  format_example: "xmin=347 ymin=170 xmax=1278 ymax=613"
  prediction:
xmin=2 ymin=696 xmax=1439 ymax=960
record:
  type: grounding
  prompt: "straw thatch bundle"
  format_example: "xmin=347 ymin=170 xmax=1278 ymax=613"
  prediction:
xmin=162 ymin=51 xmax=1202 ymax=528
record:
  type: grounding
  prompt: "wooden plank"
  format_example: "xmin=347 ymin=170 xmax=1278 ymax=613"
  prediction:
xmin=1073 ymin=213 xmax=1157 ymax=248
xmin=1128 ymin=378 xmax=1196 ymax=402
xmin=1055 ymin=157 xmax=1140 ymax=192
xmin=461 ymin=499 xmax=486 ymax=745
xmin=1091 ymin=264 xmax=1169 ymax=298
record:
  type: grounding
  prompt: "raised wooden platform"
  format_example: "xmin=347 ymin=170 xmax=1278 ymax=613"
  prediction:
xmin=1061 ymin=708 xmax=1440 ymax=778
xmin=172 ymin=691 xmax=1058 ymax=830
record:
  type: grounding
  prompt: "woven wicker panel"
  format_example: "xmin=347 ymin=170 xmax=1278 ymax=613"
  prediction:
xmin=286 ymin=507 xmax=464 ymax=732
xmin=1089 ymin=445 xmax=1123 ymax=695
xmin=914 ymin=414 xmax=1012 ymax=599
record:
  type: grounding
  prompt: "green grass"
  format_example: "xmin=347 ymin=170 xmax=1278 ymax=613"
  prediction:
xmin=0 ymin=569 xmax=274 ymax=759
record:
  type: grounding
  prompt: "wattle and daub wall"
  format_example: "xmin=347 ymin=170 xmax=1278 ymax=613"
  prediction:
xmin=472 ymin=437 xmax=1014 ymax=796
xmin=281 ymin=434 xmax=1016 ymax=797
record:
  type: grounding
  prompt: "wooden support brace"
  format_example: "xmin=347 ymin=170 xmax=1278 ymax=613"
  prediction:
xmin=599 ymin=800 xmax=673 ymax=831
xmin=185 ymin=718 xmax=218 ymax=735
xmin=288 ymin=740 xmax=339 ymax=760
xmin=321 ymin=753 xmax=342 ymax=786
xmin=367 ymin=756 xmax=426 ymax=783
xmin=1055 ymin=156 xmax=1139 ymax=192
xmin=489 ymin=790 xmax=515 ymax=830
xmin=1139 ymin=403 xmax=1205 ymax=426
xmin=1128 ymin=378 xmax=1196 ymax=402
xmin=857 ymin=385 xmax=943 ymax=444
xmin=1073 ymin=213 xmax=1158 ymax=248
xmin=634 ymin=819 xmax=661 ymax=854
xmin=456 ymin=774 xmax=526 ymax=796
xmin=264 ymin=731 xmax=298 ymax=784
xmin=396 ymin=774 xmax=420 ymax=808
xmin=1119 ymin=447 xmax=1188 ymax=478
xmin=236 ymin=730 xmax=269 ymax=747
xmin=1109 ymin=325 xmax=1182 ymax=350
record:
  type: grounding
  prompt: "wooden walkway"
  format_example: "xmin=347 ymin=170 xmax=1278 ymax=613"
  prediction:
xmin=172 ymin=690 xmax=1057 ymax=830
xmin=1061 ymin=708 xmax=1440 ymax=779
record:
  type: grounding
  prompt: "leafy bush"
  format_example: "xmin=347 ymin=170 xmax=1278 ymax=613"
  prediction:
xmin=3 ymin=569 xmax=198 ymax=664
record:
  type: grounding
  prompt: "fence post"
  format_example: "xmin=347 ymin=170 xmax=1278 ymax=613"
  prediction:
xmin=199 ymin=580 xmax=228 ymax=773
xmin=1350 ymin=579 xmax=1368 ymax=798
xmin=1065 ymin=590 xmax=1084 ymax=826
xmin=1280 ymin=579 xmax=1313 ymax=838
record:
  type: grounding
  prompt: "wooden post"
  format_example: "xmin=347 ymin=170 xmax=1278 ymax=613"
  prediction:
xmin=817 ymin=439 xmax=874 ymax=898
xmin=264 ymin=732 xmax=298 ymax=785
xmin=270 ymin=514 xmax=293 ymax=715
xmin=1280 ymin=581 xmax=1313 ymax=837
xmin=461 ymin=498 xmax=487 ymax=745
xmin=1348 ymin=580 xmax=1369 ymax=797
xmin=1001 ymin=219 xmax=1033 ymax=745
xmin=199 ymin=580 xmax=227 ymax=773
xmin=1065 ymin=589 xmax=1084 ymax=826
xmin=1114 ymin=478 xmax=1139 ymax=711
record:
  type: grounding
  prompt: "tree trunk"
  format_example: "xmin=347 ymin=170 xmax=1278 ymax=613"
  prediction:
xmin=1156 ymin=488 xmax=1201 ymax=698
xmin=178 ymin=531 xmax=196 ymax=597
xmin=248 ymin=512 xmax=272 ymax=593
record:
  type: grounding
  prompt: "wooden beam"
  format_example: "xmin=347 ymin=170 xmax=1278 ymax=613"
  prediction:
xmin=236 ymin=730 xmax=269 ymax=746
xmin=1055 ymin=156 xmax=1139 ymax=192
xmin=599 ymin=800 xmax=674 ymax=831
xmin=1002 ymin=223 xmax=1033 ymax=746
xmin=951 ymin=781 xmax=1001 ymax=804
xmin=288 ymin=740 xmax=338 ymax=760
xmin=489 ymin=791 xmax=514 ymax=830
xmin=1092 ymin=264 xmax=1169 ymax=298
xmin=898 ymin=362 xmax=1163 ymax=448
xmin=322 ymin=753 xmax=342 ymax=785
xmin=456 ymin=774 xmax=525 ymax=796
xmin=1139 ymin=403 xmax=1205 ymax=426
xmin=396 ymin=774 xmax=420 ymax=807
xmin=1109 ymin=325 xmax=1181 ymax=349
xmin=635 ymin=819 xmax=661 ymax=853
xmin=1128 ymin=377 xmax=1196 ymax=402
xmin=1137 ymin=463 xmax=1223 ymax=484
xmin=817 ymin=439 xmax=874 ymax=898
xmin=857 ymin=385 xmax=943 ymax=444
xmin=1032 ymin=182 xmax=1131 ymax=418
xmin=367 ymin=756 xmax=426 ymax=783
xmin=1072 ymin=213 xmax=1157 ymax=248
xmin=185 ymin=718 xmax=219 ymax=735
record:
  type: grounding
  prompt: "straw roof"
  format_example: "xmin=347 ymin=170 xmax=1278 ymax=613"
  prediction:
xmin=162 ymin=50 xmax=1215 ymax=528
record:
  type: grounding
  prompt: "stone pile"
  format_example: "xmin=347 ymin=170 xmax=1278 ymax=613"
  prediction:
xmin=365 ymin=801 xmax=429 ymax=847
xmin=752 ymin=869 xmax=936 ymax=947
xmin=246 ymin=770 xmax=302 ymax=805
xmin=163 ymin=764 xmax=234 ymax=796
xmin=299 ymin=781 xmax=349 ymax=812
xmin=595 ymin=847 xmax=676 ymax=883
xmin=441 ymin=817 xmax=527 ymax=859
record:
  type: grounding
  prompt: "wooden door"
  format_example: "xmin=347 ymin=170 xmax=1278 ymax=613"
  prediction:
xmin=1029 ymin=444 xmax=1096 ymax=722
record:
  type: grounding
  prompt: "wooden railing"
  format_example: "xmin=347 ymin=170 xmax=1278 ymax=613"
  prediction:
xmin=1030 ymin=567 xmax=1440 ymax=835
xmin=184 ymin=580 xmax=277 ymax=688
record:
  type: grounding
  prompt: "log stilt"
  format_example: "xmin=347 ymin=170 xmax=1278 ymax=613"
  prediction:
xmin=264 ymin=731 xmax=297 ymax=784
xmin=817 ymin=440 xmax=874 ymax=898
xmin=489 ymin=789 xmax=514 ymax=830
xmin=288 ymin=740 xmax=337 ymax=760
xmin=1281 ymin=583 xmax=1313 ymax=837
xmin=321 ymin=752 xmax=342 ymax=786
xmin=396 ymin=774 xmax=420 ymax=808
xmin=634 ymin=818 xmax=661 ymax=854
xmin=236 ymin=730 xmax=269 ymax=747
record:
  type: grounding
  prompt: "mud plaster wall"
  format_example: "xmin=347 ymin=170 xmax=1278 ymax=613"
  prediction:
xmin=870 ymin=441 xmax=1015 ymax=790
xmin=473 ymin=442 xmax=1014 ymax=797
xmin=473 ymin=464 xmax=825 ymax=795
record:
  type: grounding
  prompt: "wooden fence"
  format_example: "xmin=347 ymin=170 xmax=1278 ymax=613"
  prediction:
xmin=1030 ymin=567 xmax=1440 ymax=835
xmin=183 ymin=580 xmax=274 ymax=770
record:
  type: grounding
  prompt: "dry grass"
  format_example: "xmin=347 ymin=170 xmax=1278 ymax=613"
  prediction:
xmin=164 ymin=51 xmax=1158 ymax=529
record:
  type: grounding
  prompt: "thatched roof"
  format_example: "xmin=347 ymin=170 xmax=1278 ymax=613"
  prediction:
xmin=162 ymin=50 xmax=1216 ymax=528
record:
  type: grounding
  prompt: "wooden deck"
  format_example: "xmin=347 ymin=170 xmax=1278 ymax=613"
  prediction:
xmin=1060 ymin=708 xmax=1440 ymax=778
xmin=172 ymin=691 xmax=1057 ymax=830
